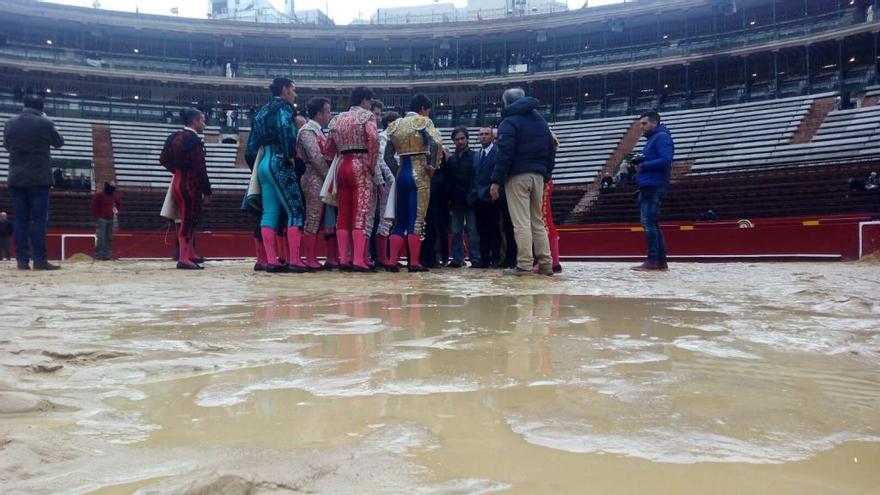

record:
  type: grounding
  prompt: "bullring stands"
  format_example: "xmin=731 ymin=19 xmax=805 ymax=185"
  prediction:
xmin=634 ymin=94 xmax=821 ymax=171
xmin=438 ymin=115 xmax=635 ymax=186
xmin=110 ymin=121 xmax=246 ymax=190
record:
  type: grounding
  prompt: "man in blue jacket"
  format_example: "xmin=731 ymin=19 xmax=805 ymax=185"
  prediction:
xmin=489 ymin=88 xmax=555 ymax=276
xmin=631 ymin=111 xmax=674 ymax=271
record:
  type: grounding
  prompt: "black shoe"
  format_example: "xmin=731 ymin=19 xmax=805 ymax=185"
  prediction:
xmin=265 ymin=264 xmax=288 ymax=273
xmin=33 ymin=262 xmax=61 ymax=271
xmin=176 ymin=262 xmax=203 ymax=270
xmin=350 ymin=264 xmax=374 ymax=273
xmin=339 ymin=264 xmax=353 ymax=272
xmin=322 ymin=263 xmax=339 ymax=271
xmin=447 ymin=262 xmax=463 ymax=268
xmin=383 ymin=264 xmax=400 ymax=273
xmin=17 ymin=263 xmax=30 ymax=270
xmin=253 ymin=263 xmax=266 ymax=272
xmin=286 ymin=264 xmax=308 ymax=273
xmin=552 ymin=264 xmax=563 ymax=273
xmin=190 ymin=257 xmax=207 ymax=264
xmin=469 ymin=263 xmax=486 ymax=269
xmin=408 ymin=265 xmax=429 ymax=273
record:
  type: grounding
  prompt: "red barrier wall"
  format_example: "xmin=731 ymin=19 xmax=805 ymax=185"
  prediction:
xmin=559 ymin=214 xmax=875 ymax=261
xmin=24 ymin=214 xmax=879 ymax=262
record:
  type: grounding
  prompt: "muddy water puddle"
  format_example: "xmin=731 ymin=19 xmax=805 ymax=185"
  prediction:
xmin=1 ymin=261 xmax=879 ymax=494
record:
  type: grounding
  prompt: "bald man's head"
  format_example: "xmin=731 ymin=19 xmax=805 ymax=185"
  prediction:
xmin=478 ymin=127 xmax=493 ymax=147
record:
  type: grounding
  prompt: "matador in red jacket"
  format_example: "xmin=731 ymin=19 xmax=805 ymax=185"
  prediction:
xmin=160 ymin=109 xmax=212 ymax=270
xmin=324 ymin=87 xmax=379 ymax=272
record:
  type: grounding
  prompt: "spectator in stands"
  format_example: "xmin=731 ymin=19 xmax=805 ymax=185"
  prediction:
xmin=614 ymin=158 xmax=633 ymax=185
xmin=631 ymin=110 xmax=674 ymax=271
xmin=3 ymin=93 xmax=64 ymax=270
xmin=866 ymin=172 xmax=879 ymax=191
xmin=472 ymin=127 xmax=502 ymax=268
xmin=444 ymin=126 xmax=480 ymax=268
xmin=600 ymin=173 xmax=615 ymax=192
xmin=53 ymin=168 xmax=65 ymax=188
xmin=160 ymin=108 xmax=212 ymax=270
xmin=90 ymin=181 xmax=121 ymax=260
xmin=0 ymin=212 xmax=12 ymax=261
xmin=489 ymin=88 xmax=555 ymax=276
xmin=696 ymin=209 xmax=718 ymax=222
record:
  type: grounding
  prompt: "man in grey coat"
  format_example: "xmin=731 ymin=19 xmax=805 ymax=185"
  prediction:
xmin=3 ymin=94 xmax=64 ymax=270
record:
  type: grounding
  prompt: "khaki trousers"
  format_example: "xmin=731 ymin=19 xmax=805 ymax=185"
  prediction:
xmin=505 ymin=173 xmax=551 ymax=270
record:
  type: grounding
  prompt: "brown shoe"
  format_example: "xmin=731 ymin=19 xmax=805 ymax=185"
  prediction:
xmin=631 ymin=261 xmax=663 ymax=272
xmin=537 ymin=264 xmax=554 ymax=276
xmin=32 ymin=262 xmax=61 ymax=271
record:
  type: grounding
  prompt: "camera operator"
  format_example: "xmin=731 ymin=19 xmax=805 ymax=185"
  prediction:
xmin=630 ymin=111 xmax=674 ymax=271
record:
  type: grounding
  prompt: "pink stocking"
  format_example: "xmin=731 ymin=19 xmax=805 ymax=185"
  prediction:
xmin=261 ymin=227 xmax=281 ymax=266
xmin=336 ymin=229 xmax=351 ymax=266
xmin=389 ymin=234 xmax=405 ymax=266
xmin=287 ymin=228 xmax=305 ymax=267
xmin=352 ymin=230 xmax=368 ymax=269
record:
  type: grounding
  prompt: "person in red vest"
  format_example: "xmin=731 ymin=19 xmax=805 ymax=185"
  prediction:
xmin=90 ymin=180 xmax=121 ymax=260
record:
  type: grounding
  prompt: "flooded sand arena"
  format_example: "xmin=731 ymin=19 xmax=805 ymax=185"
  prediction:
xmin=1 ymin=260 xmax=879 ymax=494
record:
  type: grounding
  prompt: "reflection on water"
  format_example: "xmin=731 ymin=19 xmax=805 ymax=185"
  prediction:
xmin=1 ymin=261 xmax=879 ymax=494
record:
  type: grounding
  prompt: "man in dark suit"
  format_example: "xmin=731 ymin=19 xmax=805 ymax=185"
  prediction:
xmin=3 ymin=94 xmax=64 ymax=270
xmin=471 ymin=127 xmax=505 ymax=268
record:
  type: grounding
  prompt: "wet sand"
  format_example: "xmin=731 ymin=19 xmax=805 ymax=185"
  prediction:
xmin=1 ymin=260 xmax=879 ymax=494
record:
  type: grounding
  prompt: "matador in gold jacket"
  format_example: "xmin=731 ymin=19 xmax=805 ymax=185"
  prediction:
xmin=384 ymin=94 xmax=444 ymax=272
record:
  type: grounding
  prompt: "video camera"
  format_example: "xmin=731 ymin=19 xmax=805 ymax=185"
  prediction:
xmin=622 ymin=152 xmax=645 ymax=175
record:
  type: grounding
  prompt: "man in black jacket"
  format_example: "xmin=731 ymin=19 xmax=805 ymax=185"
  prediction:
xmin=3 ymin=94 xmax=64 ymax=270
xmin=472 ymin=127 xmax=503 ymax=268
xmin=490 ymin=88 xmax=555 ymax=276
xmin=444 ymin=126 xmax=480 ymax=268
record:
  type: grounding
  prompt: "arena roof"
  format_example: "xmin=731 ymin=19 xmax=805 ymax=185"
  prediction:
xmin=6 ymin=0 xmax=710 ymax=39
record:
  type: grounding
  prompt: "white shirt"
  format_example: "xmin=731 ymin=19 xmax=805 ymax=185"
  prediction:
xmin=480 ymin=143 xmax=494 ymax=158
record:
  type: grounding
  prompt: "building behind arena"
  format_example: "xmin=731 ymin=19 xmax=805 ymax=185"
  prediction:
xmin=0 ymin=0 xmax=878 ymax=260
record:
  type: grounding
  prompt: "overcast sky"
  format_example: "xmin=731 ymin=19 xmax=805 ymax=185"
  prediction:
xmin=47 ymin=0 xmax=626 ymax=26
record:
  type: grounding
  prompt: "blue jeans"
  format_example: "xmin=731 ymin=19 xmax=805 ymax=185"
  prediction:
xmin=10 ymin=186 xmax=51 ymax=265
xmin=449 ymin=208 xmax=480 ymax=265
xmin=638 ymin=186 xmax=667 ymax=263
